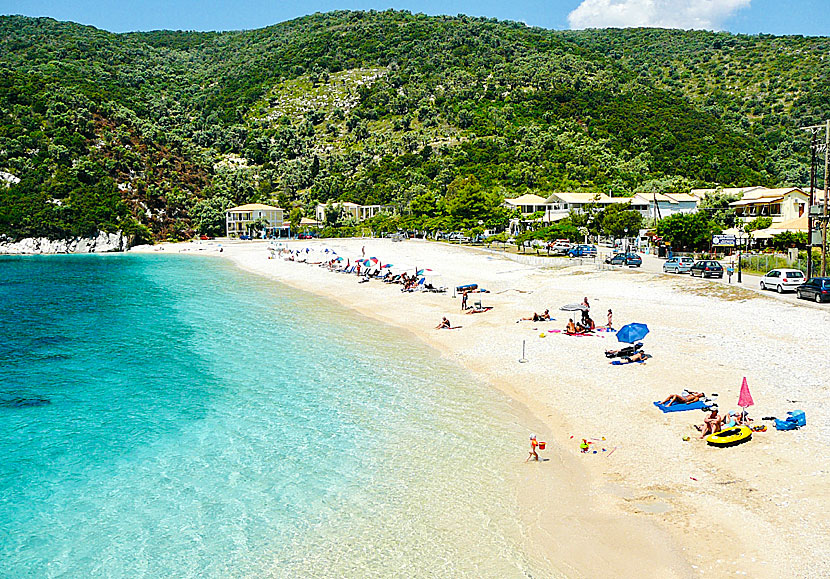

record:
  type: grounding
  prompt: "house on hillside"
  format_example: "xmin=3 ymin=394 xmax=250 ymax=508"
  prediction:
xmin=729 ymin=187 xmax=808 ymax=226
xmin=225 ymin=203 xmax=286 ymax=238
xmin=314 ymin=202 xmax=394 ymax=224
xmin=543 ymin=192 xmax=649 ymax=217
xmin=636 ymin=192 xmax=701 ymax=220
xmin=503 ymin=194 xmax=549 ymax=216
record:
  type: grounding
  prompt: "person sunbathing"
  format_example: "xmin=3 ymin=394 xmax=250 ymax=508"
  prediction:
xmin=435 ymin=317 xmax=451 ymax=329
xmin=614 ymin=351 xmax=650 ymax=364
xmin=521 ymin=309 xmax=551 ymax=322
xmin=661 ymin=390 xmax=704 ymax=406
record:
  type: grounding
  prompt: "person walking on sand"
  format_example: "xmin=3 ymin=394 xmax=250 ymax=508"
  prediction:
xmin=461 ymin=291 xmax=468 ymax=311
xmin=606 ymin=309 xmax=613 ymax=330
xmin=361 ymin=245 xmax=365 ymax=258
xmin=526 ymin=435 xmax=539 ymax=462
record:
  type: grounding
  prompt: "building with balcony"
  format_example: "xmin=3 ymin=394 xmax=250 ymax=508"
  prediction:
xmin=225 ymin=204 xmax=286 ymax=238
xmin=729 ymin=187 xmax=808 ymax=225
xmin=314 ymin=202 xmax=395 ymax=224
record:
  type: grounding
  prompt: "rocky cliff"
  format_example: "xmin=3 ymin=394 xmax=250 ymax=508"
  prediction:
xmin=0 ymin=231 xmax=131 ymax=254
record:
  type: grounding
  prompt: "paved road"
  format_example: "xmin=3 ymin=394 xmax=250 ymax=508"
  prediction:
xmin=601 ymin=250 xmax=827 ymax=310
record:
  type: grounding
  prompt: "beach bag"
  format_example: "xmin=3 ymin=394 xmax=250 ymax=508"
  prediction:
xmin=774 ymin=419 xmax=798 ymax=431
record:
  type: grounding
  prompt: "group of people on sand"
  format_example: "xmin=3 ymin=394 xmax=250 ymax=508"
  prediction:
xmin=661 ymin=390 xmax=752 ymax=438
xmin=563 ymin=297 xmax=613 ymax=336
xmin=695 ymin=406 xmax=751 ymax=438
xmin=278 ymin=244 xmax=445 ymax=294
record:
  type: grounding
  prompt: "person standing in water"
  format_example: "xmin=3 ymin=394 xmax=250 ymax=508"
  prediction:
xmin=526 ymin=435 xmax=539 ymax=462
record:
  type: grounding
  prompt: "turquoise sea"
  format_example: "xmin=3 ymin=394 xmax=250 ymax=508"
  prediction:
xmin=0 ymin=255 xmax=551 ymax=578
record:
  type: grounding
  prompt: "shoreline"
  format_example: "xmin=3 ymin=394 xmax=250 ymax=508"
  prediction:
xmin=132 ymin=238 xmax=830 ymax=577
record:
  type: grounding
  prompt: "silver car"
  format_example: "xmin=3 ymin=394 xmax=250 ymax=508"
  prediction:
xmin=663 ymin=256 xmax=695 ymax=273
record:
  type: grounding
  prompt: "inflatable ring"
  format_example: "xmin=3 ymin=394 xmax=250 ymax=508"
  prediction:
xmin=706 ymin=425 xmax=752 ymax=447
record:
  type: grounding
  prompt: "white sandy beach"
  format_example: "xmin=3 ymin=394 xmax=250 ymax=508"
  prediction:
xmin=137 ymin=238 xmax=830 ymax=578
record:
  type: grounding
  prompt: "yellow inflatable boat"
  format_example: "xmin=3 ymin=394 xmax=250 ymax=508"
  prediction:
xmin=706 ymin=425 xmax=752 ymax=447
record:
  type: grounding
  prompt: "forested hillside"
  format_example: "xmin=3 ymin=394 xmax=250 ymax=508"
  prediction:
xmin=0 ymin=11 xmax=828 ymax=241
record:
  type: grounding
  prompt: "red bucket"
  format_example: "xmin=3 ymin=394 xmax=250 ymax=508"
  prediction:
xmin=538 ymin=442 xmax=546 ymax=450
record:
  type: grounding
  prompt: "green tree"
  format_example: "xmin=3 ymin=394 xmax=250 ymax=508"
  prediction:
xmin=744 ymin=216 xmax=772 ymax=232
xmin=596 ymin=203 xmax=644 ymax=239
xmin=289 ymin=207 xmax=303 ymax=230
xmin=656 ymin=211 xmax=718 ymax=250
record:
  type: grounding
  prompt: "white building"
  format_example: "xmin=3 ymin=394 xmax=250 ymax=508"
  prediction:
xmin=728 ymin=187 xmax=808 ymax=226
xmin=637 ymin=192 xmax=701 ymax=220
xmin=315 ymin=202 xmax=394 ymax=224
xmin=225 ymin=203 xmax=285 ymax=238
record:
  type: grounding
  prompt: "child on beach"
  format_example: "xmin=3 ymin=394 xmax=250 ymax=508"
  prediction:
xmin=435 ymin=317 xmax=451 ymax=329
xmin=526 ymin=435 xmax=539 ymax=462
xmin=606 ymin=309 xmax=613 ymax=329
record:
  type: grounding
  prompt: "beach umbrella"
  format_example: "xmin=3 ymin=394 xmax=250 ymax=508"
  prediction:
xmin=416 ymin=268 xmax=433 ymax=276
xmin=560 ymin=303 xmax=588 ymax=312
xmin=616 ymin=323 xmax=649 ymax=344
xmin=738 ymin=377 xmax=754 ymax=409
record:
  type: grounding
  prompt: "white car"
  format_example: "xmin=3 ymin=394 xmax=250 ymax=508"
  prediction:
xmin=760 ymin=269 xmax=805 ymax=293
xmin=549 ymin=241 xmax=573 ymax=254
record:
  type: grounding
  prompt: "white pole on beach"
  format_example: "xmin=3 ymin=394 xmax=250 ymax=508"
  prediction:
xmin=519 ymin=340 xmax=528 ymax=363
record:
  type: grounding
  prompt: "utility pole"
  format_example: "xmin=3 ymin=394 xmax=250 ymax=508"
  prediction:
xmin=824 ymin=120 xmax=829 ymax=277
xmin=808 ymin=131 xmax=816 ymax=278
xmin=801 ymin=122 xmax=830 ymax=277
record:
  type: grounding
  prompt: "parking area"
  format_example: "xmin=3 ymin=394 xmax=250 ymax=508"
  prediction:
xmin=635 ymin=252 xmax=826 ymax=308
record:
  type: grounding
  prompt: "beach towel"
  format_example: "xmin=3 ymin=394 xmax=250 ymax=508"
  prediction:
xmin=653 ymin=400 xmax=708 ymax=413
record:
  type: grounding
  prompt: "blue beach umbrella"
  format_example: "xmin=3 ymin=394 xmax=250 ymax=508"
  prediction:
xmin=616 ymin=323 xmax=649 ymax=344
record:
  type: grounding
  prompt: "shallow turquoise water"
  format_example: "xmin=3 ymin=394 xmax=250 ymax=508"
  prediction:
xmin=0 ymin=255 xmax=551 ymax=578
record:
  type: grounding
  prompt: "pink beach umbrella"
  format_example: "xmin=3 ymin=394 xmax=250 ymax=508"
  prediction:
xmin=738 ymin=377 xmax=754 ymax=411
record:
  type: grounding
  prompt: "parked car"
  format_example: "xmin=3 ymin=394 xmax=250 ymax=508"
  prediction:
xmin=662 ymin=256 xmax=695 ymax=274
xmin=760 ymin=269 xmax=805 ymax=293
xmin=605 ymin=253 xmax=642 ymax=267
xmin=549 ymin=240 xmax=573 ymax=254
xmin=796 ymin=277 xmax=830 ymax=303
xmin=239 ymin=234 xmax=252 ymax=240
xmin=199 ymin=234 xmax=213 ymax=240
xmin=689 ymin=260 xmax=724 ymax=278
xmin=567 ymin=244 xmax=597 ymax=258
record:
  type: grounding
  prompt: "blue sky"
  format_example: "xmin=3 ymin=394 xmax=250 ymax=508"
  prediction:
xmin=2 ymin=0 xmax=828 ymax=36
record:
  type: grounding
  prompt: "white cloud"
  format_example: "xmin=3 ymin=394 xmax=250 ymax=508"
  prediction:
xmin=567 ymin=0 xmax=751 ymax=30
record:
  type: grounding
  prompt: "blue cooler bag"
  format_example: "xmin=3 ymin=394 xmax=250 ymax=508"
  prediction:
xmin=788 ymin=410 xmax=806 ymax=427
xmin=775 ymin=419 xmax=798 ymax=431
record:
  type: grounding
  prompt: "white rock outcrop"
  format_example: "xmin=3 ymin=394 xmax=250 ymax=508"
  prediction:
xmin=0 ymin=231 xmax=130 ymax=254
